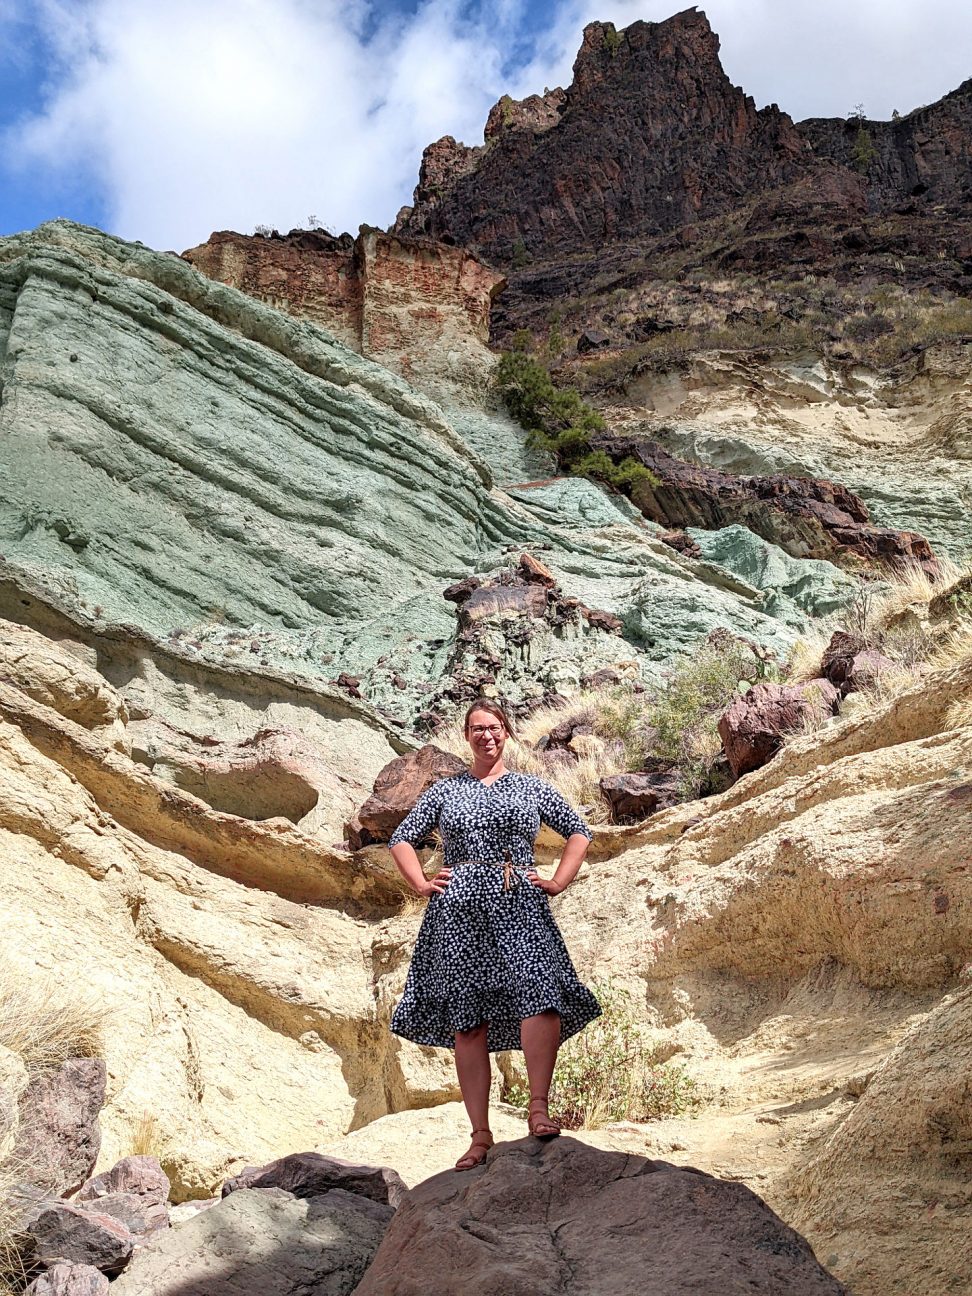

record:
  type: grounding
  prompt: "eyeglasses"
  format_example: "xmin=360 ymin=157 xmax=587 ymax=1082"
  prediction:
xmin=469 ymin=724 xmax=505 ymax=737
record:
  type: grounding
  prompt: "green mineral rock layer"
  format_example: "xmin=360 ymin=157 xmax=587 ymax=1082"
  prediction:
xmin=0 ymin=222 xmax=859 ymax=724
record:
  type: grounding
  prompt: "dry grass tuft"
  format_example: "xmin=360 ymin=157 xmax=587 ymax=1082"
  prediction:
xmin=0 ymin=962 xmax=106 ymax=1075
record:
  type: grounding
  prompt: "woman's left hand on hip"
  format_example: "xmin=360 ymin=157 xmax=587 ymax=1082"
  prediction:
xmin=526 ymin=870 xmax=564 ymax=895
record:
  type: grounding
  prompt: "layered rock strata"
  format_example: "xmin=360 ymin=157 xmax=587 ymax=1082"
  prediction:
xmin=183 ymin=226 xmax=505 ymax=408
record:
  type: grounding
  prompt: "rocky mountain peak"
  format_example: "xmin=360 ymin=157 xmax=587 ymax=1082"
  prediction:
xmin=395 ymin=7 xmax=810 ymax=264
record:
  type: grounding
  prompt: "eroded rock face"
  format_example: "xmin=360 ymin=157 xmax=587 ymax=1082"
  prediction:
xmin=788 ymin=988 xmax=972 ymax=1296
xmin=27 ymin=1202 xmax=134 ymax=1275
xmin=14 ymin=1059 xmax=106 ymax=1196
xmin=183 ymin=226 xmax=505 ymax=407
xmin=397 ymin=12 xmax=811 ymax=263
xmin=594 ymin=433 xmax=939 ymax=576
xmin=111 ymin=1187 xmax=391 ymax=1296
xmin=222 ymin=1151 xmax=407 ymax=1210
xmin=355 ymin=1137 xmax=846 ymax=1295
xmin=718 ymin=680 xmax=840 ymax=778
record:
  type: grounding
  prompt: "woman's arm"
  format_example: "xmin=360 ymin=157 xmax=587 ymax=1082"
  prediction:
xmin=530 ymin=832 xmax=590 ymax=895
xmin=390 ymin=841 xmax=451 ymax=897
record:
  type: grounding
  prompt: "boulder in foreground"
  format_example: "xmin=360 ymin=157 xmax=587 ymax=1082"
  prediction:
xmin=111 ymin=1186 xmax=392 ymax=1296
xmin=354 ymin=1136 xmax=846 ymax=1295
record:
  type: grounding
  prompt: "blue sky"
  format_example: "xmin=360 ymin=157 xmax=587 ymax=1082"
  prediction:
xmin=2 ymin=0 xmax=971 ymax=251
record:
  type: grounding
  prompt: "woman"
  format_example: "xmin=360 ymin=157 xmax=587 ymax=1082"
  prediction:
xmin=388 ymin=697 xmax=602 ymax=1171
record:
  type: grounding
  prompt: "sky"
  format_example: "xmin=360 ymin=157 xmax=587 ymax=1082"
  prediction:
xmin=1 ymin=0 xmax=970 ymax=251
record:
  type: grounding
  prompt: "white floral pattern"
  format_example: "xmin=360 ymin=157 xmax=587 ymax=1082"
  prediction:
xmin=388 ymin=771 xmax=602 ymax=1052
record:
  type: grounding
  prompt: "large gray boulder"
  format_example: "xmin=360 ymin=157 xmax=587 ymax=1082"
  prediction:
xmin=110 ymin=1186 xmax=392 ymax=1296
xmin=355 ymin=1137 xmax=846 ymax=1295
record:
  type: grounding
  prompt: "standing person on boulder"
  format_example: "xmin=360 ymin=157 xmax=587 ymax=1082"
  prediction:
xmin=387 ymin=697 xmax=601 ymax=1171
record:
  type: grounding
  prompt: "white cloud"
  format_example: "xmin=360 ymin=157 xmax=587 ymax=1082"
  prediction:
xmin=6 ymin=0 xmax=972 ymax=251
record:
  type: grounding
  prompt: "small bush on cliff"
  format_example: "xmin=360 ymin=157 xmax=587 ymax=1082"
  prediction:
xmin=643 ymin=634 xmax=775 ymax=797
xmin=505 ymin=981 xmax=698 ymax=1128
xmin=495 ymin=343 xmax=658 ymax=493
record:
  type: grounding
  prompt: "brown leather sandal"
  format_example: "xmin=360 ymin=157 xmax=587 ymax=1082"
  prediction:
xmin=528 ymin=1096 xmax=561 ymax=1140
xmin=455 ymin=1128 xmax=493 ymax=1171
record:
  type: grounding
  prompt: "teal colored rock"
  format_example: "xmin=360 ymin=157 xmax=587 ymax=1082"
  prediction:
xmin=0 ymin=223 xmax=853 ymax=725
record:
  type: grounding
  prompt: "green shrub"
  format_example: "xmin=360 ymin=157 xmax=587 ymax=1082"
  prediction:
xmin=504 ymin=981 xmax=698 ymax=1128
xmin=643 ymin=636 xmax=774 ymax=797
xmin=495 ymin=347 xmax=659 ymax=494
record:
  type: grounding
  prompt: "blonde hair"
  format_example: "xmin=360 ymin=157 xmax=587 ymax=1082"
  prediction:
xmin=463 ymin=697 xmax=517 ymax=740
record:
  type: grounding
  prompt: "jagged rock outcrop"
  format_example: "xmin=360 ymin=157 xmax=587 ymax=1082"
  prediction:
xmin=183 ymin=226 xmax=505 ymax=407
xmin=397 ymin=12 xmax=812 ymax=263
xmin=592 ymin=432 xmax=939 ymax=576
xmin=397 ymin=10 xmax=972 ymax=279
xmin=355 ymin=1137 xmax=846 ymax=1295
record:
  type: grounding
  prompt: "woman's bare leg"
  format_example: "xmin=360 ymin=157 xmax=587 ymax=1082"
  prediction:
xmin=521 ymin=1010 xmax=561 ymax=1134
xmin=454 ymin=1023 xmax=492 ymax=1161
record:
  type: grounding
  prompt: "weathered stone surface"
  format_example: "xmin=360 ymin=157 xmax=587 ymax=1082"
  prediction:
xmin=595 ymin=434 xmax=938 ymax=577
xmin=398 ymin=12 xmax=811 ymax=264
xmin=111 ymin=1184 xmax=392 ymax=1296
xmin=77 ymin=1156 xmax=170 ymax=1208
xmin=718 ymin=681 xmax=839 ymax=778
xmin=599 ymin=770 xmax=682 ymax=822
xmin=184 ymin=226 xmax=505 ymax=409
xmin=0 ymin=1040 xmax=28 ymax=1155
xmin=0 ymin=622 xmax=126 ymax=736
xmin=26 ymin=1262 xmax=109 ymax=1296
xmin=222 ymin=1151 xmax=406 ymax=1210
xmin=355 ymin=1137 xmax=845 ymax=1295
xmin=789 ymin=987 xmax=972 ymax=1296
xmin=353 ymin=744 xmax=466 ymax=846
xmin=80 ymin=1191 xmax=168 ymax=1242
xmin=13 ymin=1058 xmax=106 ymax=1196
xmin=821 ymin=632 xmax=896 ymax=697
xmin=27 ymin=1202 xmax=134 ymax=1274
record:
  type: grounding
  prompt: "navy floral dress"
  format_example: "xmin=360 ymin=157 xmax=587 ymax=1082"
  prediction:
xmin=388 ymin=770 xmax=602 ymax=1052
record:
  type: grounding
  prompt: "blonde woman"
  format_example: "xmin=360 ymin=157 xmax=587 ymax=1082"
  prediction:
xmin=388 ymin=697 xmax=601 ymax=1171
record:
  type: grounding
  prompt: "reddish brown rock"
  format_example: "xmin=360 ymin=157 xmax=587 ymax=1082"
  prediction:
xmin=354 ymin=1137 xmax=846 ymax=1295
xmin=517 ymin=553 xmax=557 ymax=587
xmin=657 ymin=529 xmax=702 ymax=559
xmin=442 ymin=576 xmax=481 ymax=604
xmin=222 ymin=1152 xmax=407 ymax=1210
xmin=718 ymin=680 xmax=840 ymax=777
xmin=183 ymin=226 xmax=504 ymax=401
xmin=591 ymin=434 xmax=938 ymax=577
xmin=77 ymin=1155 xmax=170 ymax=1209
xmin=459 ymin=582 xmax=550 ymax=625
xmin=600 ymin=771 xmax=682 ymax=822
xmin=351 ymin=744 xmax=465 ymax=847
xmin=821 ymin=633 xmax=896 ymax=697
xmin=80 ymin=1192 xmax=168 ymax=1242
xmin=14 ymin=1058 xmax=105 ymax=1196
xmin=26 ymin=1263 xmax=109 ymax=1295
xmin=582 ymin=607 xmax=623 ymax=634
xmin=27 ymin=1202 xmax=134 ymax=1275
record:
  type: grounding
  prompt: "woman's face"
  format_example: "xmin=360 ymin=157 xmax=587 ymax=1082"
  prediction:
xmin=466 ymin=708 xmax=508 ymax=762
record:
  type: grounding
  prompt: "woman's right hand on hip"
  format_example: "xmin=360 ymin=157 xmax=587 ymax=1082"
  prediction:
xmin=416 ymin=867 xmax=452 ymax=897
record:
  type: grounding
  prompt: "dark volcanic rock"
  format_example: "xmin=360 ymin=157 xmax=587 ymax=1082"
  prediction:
xmin=27 ymin=1202 xmax=134 ymax=1275
xmin=350 ymin=745 xmax=465 ymax=847
xmin=590 ymin=432 xmax=938 ymax=576
xmin=600 ymin=771 xmax=682 ymax=822
xmin=718 ymin=680 xmax=840 ymax=777
xmin=223 ymin=1152 xmax=407 ymax=1210
xmin=14 ymin=1059 xmax=106 ymax=1196
xmin=354 ymin=1137 xmax=846 ymax=1295
xmin=77 ymin=1156 xmax=169 ymax=1209
xmin=397 ymin=11 xmax=810 ymax=263
xmin=821 ymin=632 xmax=896 ymax=697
